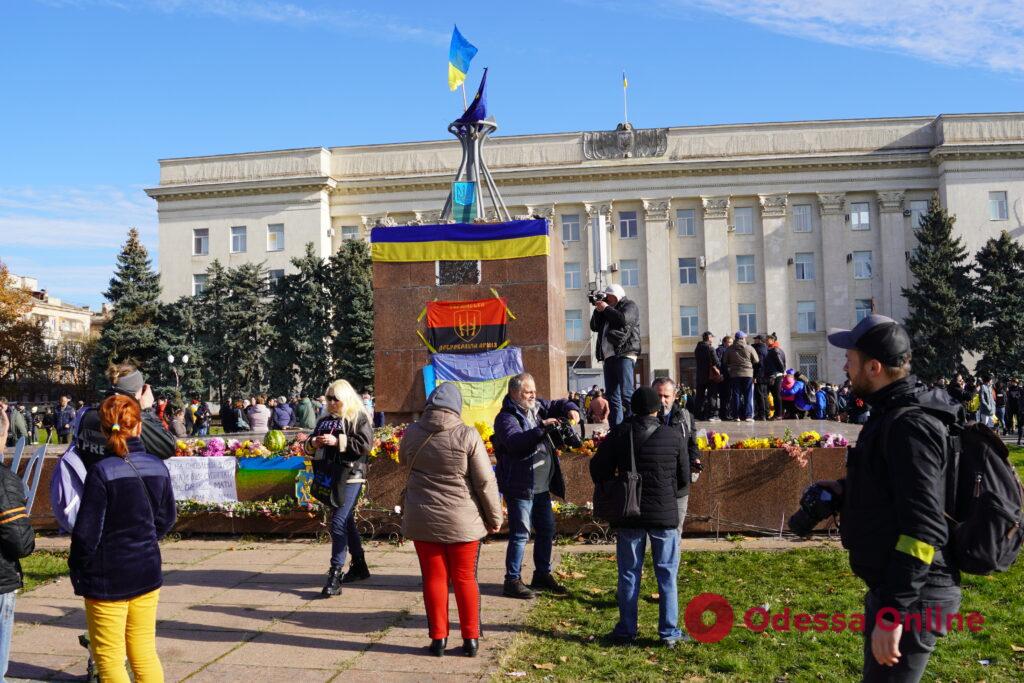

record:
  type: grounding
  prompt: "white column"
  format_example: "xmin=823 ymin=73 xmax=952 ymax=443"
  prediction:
xmin=642 ymin=199 xmax=674 ymax=379
xmin=701 ymin=196 xmax=732 ymax=337
xmin=877 ymin=191 xmax=909 ymax=322
xmin=819 ymin=193 xmax=849 ymax=383
xmin=760 ymin=194 xmax=791 ymax=353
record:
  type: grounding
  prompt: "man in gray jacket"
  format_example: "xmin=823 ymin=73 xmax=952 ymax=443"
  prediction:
xmin=724 ymin=331 xmax=760 ymax=422
xmin=978 ymin=375 xmax=995 ymax=427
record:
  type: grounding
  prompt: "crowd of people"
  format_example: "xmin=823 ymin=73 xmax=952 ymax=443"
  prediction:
xmin=0 ymin=395 xmax=82 ymax=447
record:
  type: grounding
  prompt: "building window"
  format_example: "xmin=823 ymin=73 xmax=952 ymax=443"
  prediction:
xmin=797 ymin=300 xmax=817 ymax=333
xmin=799 ymin=353 xmax=819 ymax=380
xmin=267 ymin=224 xmax=284 ymax=252
xmin=855 ymin=298 xmax=873 ymax=322
xmin=736 ymin=254 xmax=755 ymax=283
xmin=989 ymin=191 xmax=1009 ymax=220
xmin=853 ymin=251 xmax=873 ymax=279
xmin=620 ymin=259 xmax=640 ymax=287
xmin=565 ymin=309 xmax=584 ymax=342
xmin=564 ymin=262 xmax=582 ymax=290
xmin=680 ymin=306 xmax=699 ymax=337
xmin=733 ymin=207 xmax=753 ymax=234
xmin=230 ymin=226 xmax=247 ymax=253
xmin=619 ymin=211 xmax=638 ymax=239
xmin=341 ymin=225 xmax=360 ymax=241
xmin=192 ymin=228 xmax=209 ymax=256
xmin=850 ymin=202 xmax=870 ymax=231
xmin=676 ymin=209 xmax=695 ymax=237
xmin=192 ymin=274 xmax=208 ymax=296
xmin=738 ymin=304 xmax=757 ymax=333
xmin=909 ymin=200 xmax=930 ymax=228
xmin=794 ymin=252 xmax=815 ymax=281
xmin=561 ymin=214 xmax=581 ymax=242
xmin=793 ymin=204 xmax=812 ymax=233
xmin=678 ymin=257 xmax=698 ymax=285
xmin=268 ymin=269 xmax=285 ymax=291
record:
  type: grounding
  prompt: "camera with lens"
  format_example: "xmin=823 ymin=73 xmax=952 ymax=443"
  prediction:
xmin=544 ymin=418 xmax=583 ymax=451
xmin=587 ymin=289 xmax=607 ymax=305
xmin=787 ymin=483 xmax=841 ymax=537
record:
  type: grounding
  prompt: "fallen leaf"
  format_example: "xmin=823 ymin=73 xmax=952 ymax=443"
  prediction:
xmin=1012 ymin=644 xmax=1024 ymax=652
xmin=649 ymin=593 xmax=661 ymax=601
xmin=588 ymin=587 xmax=603 ymax=595
xmin=506 ymin=673 xmax=526 ymax=679
xmin=559 ymin=656 xmax=568 ymax=663
xmin=533 ymin=662 xmax=556 ymax=671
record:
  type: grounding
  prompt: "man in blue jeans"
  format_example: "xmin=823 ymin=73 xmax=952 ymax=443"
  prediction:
xmin=0 ymin=451 xmax=36 ymax=679
xmin=589 ymin=387 xmax=688 ymax=646
xmin=589 ymin=284 xmax=641 ymax=427
xmin=493 ymin=373 xmax=580 ymax=599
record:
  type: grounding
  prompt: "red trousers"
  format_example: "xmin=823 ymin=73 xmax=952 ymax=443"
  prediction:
xmin=413 ymin=540 xmax=481 ymax=639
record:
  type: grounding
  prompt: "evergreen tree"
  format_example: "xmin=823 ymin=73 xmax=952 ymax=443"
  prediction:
xmin=901 ymin=203 xmax=974 ymax=383
xmin=971 ymin=230 xmax=1024 ymax=378
xmin=330 ymin=239 xmax=375 ymax=392
xmin=152 ymin=297 xmax=206 ymax=403
xmin=226 ymin=263 xmax=274 ymax=396
xmin=267 ymin=244 xmax=334 ymax=396
xmin=92 ymin=228 xmax=162 ymax=385
xmin=196 ymin=260 xmax=232 ymax=400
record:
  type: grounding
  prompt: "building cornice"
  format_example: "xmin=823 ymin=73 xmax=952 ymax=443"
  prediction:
xmin=145 ymin=176 xmax=336 ymax=202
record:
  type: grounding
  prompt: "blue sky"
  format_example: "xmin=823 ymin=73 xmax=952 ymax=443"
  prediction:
xmin=2 ymin=0 xmax=1022 ymax=308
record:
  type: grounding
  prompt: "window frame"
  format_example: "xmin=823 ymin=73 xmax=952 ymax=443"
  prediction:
xmin=798 ymin=353 xmax=819 ymax=380
xmin=620 ymin=259 xmax=640 ymax=287
xmin=676 ymin=209 xmax=696 ymax=237
xmin=230 ymin=225 xmax=247 ymax=253
xmin=794 ymin=252 xmax=815 ymax=281
xmin=738 ymin=303 xmax=757 ymax=334
xmin=796 ymin=300 xmax=817 ymax=333
xmin=266 ymin=223 xmax=284 ymax=252
xmin=561 ymin=214 xmax=581 ymax=242
xmin=678 ymin=257 xmax=698 ymax=285
xmin=909 ymin=200 xmax=930 ymax=229
xmin=565 ymin=309 xmax=584 ymax=342
xmin=850 ymin=202 xmax=871 ymax=231
xmin=853 ymin=250 xmax=873 ymax=280
xmin=679 ymin=306 xmax=699 ymax=337
xmin=564 ymin=262 xmax=582 ymax=290
xmin=340 ymin=225 xmax=360 ymax=241
xmin=989 ymin=191 xmax=1009 ymax=221
xmin=192 ymin=274 xmax=208 ymax=296
xmin=618 ymin=211 xmax=639 ymax=239
xmin=855 ymin=298 xmax=873 ymax=323
xmin=733 ymin=206 xmax=754 ymax=235
xmin=192 ymin=228 xmax=209 ymax=256
xmin=736 ymin=254 xmax=755 ymax=284
xmin=792 ymin=203 xmax=813 ymax=233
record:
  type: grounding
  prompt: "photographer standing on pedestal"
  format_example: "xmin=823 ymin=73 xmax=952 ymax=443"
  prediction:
xmin=589 ymin=284 xmax=641 ymax=428
xmin=493 ymin=373 xmax=580 ymax=599
xmin=813 ymin=314 xmax=962 ymax=681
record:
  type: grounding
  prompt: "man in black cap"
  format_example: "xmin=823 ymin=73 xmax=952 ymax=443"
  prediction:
xmin=815 ymin=314 xmax=962 ymax=681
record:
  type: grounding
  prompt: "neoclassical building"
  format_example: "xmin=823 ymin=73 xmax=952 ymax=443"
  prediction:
xmin=146 ymin=112 xmax=1024 ymax=386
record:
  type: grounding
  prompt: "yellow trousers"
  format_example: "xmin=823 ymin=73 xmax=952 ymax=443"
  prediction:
xmin=84 ymin=588 xmax=163 ymax=683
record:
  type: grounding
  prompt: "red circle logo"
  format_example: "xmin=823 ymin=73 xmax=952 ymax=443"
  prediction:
xmin=684 ymin=593 xmax=735 ymax=643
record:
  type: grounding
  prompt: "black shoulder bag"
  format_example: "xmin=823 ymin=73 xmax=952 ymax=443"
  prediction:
xmin=593 ymin=427 xmax=644 ymax=524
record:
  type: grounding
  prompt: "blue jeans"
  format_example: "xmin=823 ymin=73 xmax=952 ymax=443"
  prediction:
xmin=0 ymin=590 xmax=14 ymax=681
xmin=504 ymin=492 xmax=555 ymax=581
xmin=604 ymin=356 xmax=635 ymax=428
xmin=613 ymin=527 xmax=682 ymax=643
xmin=330 ymin=483 xmax=364 ymax=569
xmin=730 ymin=377 xmax=754 ymax=420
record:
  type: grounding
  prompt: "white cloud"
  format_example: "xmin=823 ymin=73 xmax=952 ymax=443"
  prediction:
xmin=672 ymin=0 xmax=1024 ymax=74
xmin=35 ymin=0 xmax=449 ymax=45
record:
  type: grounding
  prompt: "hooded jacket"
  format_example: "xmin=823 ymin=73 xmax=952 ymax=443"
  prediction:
xmin=399 ymin=384 xmax=503 ymax=543
xmin=493 ymin=394 xmax=579 ymax=501
xmin=75 ymin=395 xmax=176 ymax=465
xmin=295 ymin=398 xmax=317 ymax=430
xmin=839 ymin=376 xmax=961 ymax=615
xmin=272 ymin=403 xmax=294 ymax=429
xmin=0 ymin=463 xmax=35 ymax=594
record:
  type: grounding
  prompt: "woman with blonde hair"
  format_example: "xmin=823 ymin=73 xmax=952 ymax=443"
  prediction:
xmin=304 ymin=379 xmax=374 ymax=596
xmin=69 ymin=394 xmax=177 ymax=683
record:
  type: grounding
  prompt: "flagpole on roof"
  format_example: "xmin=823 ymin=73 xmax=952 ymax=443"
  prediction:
xmin=622 ymin=70 xmax=629 ymax=124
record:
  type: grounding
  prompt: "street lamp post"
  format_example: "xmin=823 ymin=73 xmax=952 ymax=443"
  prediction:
xmin=167 ymin=353 xmax=190 ymax=394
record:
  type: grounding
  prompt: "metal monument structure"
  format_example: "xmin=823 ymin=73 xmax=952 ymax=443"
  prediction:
xmin=440 ymin=69 xmax=512 ymax=223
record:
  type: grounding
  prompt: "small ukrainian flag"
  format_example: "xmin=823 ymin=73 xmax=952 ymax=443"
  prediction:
xmin=448 ymin=25 xmax=478 ymax=91
xmin=622 ymin=70 xmax=628 ymax=88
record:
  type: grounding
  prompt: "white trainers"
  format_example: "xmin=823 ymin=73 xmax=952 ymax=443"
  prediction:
xmin=744 ymin=418 xmax=755 ymax=423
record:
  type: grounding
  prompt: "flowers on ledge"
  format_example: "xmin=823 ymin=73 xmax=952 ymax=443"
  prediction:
xmin=370 ymin=425 xmax=404 ymax=462
xmin=697 ymin=429 xmax=849 ymax=452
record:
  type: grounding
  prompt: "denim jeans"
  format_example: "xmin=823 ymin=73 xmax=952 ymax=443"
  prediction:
xmin=330 ymin=482 xmax=364 ymax=569
xmin=0 ymin=590 xmax=15 ymax=681
xmin=613 ymin=527 xmax=683 ymax=643
xmin=862 ymin=584 xmax=961 ymax=682
xmin=730 ymin=377 xmax=754 ymax=420
xmin=504 ymin=492 xmax=555 ymax=581
xmin=603 ymin=356 xmax=635 ymax=428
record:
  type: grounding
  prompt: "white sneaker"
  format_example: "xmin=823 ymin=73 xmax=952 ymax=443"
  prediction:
xmin=744 ymin=418 xmax=755 ymax=423
xmin=708 ymin=417 xmax=721 ymax=422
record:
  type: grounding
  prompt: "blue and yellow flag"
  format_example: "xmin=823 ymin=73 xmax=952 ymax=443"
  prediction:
xmin=370 ymin=219 xmax=549 ymax=263
xmin=448 ymin=25 xmax=478 ymax=91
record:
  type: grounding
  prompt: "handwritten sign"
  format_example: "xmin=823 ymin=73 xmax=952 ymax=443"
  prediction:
xmin=167 ymin=457 xmax=238 ymax=503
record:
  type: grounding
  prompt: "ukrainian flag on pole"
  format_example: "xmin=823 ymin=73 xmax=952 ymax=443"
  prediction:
xmin=448 ymin=25 xmax=478 ymax=91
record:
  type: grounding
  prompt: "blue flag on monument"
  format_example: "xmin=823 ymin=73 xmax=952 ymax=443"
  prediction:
xmin=456 ymin=67 xmax=489 ymax=124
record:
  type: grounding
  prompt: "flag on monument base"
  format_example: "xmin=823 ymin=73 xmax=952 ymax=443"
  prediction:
xmin=370 ymin=219 xmax=549 ymax=263
xmin=426 ymin=297 xmax=508 ymax=354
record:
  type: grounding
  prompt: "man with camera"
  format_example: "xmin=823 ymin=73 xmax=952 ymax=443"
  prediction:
xmin=810 ymin=314 xmax=961 ymax=681
xmin=589 ymin=283 xmax=641 ymax=428
xmin=492 ymin=373 xmax=580 ymax=599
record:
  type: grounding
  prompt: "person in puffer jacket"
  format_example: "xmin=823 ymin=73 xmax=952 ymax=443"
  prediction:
xmin=590 ymin=387 xmax=688 ymax=647
xmin=69 ymin=394 xmax=176 ymax=683
xmin=400 ymin=383 xmax=503 ymax=658
xmin=780 ymin=369 xmax=807 ymax=419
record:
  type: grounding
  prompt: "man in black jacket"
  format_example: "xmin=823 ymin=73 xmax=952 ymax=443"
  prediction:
xmin=692 ymin=332 xmax=719 ymax=421
xmin=764 ymin=334 xmax=787 ymax=420
xmin=0 ymin=457 xmax=36 ymax=679
xmin=816 ymin=314 xmax=960 ymax=681
xmin=590 ymin=387 xmax=687 ymax=647
xmin=751 ymin=335 xmax=769 ymax=421
xmin=589 ymin=284 xmax=641 ymax=428
xmin=652 ymin=378 xmax=702 ymax=534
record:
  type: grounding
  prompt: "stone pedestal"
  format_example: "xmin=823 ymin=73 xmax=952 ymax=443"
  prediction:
xmin=373 ymin=235 xmax=567 ymax=423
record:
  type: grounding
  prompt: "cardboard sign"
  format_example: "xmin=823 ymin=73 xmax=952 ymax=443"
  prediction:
xmin=167 ymin=457 xmax=238 ymax=503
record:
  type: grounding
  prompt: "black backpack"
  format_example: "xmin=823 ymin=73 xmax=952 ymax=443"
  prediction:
xmin=887 ymin=407 xmax=1024 ymax=575
xmin=824 ymin=388 xmax=839 ymax=420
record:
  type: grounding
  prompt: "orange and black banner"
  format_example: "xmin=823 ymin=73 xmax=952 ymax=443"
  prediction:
xmin=426 ymin=298 xmax=508 ymax=354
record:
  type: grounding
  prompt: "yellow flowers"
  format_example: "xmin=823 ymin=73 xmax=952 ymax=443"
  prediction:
xmin=474 ymin=420 xmax=495 ymax=442
xmin=698 ymin=431 xmax=730 ymax=450
xmin=734 ymin=437 xmax=772 ymax=449
xmin=798 ymin=430 xmax=821 ymax=447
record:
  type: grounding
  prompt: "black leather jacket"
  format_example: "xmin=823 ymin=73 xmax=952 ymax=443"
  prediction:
xmin=589 ymin=297 xmax=641 ymax=362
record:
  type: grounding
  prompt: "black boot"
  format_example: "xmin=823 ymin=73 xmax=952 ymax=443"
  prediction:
xmin=321 ymin=566 xmax=343 ymax=597
xmin=341 ymin=555 xmax=370 ymax=584
xmin=428 ymin=637 xmax=447 ymax=657
xmin=530 ymin=572 xmax=568 ymax=595
xmin=502 ymin=578 xmax=535 ymax=599
xmin=462 ymin=638 xmax=478 ymax=657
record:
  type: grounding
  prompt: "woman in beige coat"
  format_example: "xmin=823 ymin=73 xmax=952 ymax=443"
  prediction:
xmin=400 ymin=383 xmax=502 ymax=658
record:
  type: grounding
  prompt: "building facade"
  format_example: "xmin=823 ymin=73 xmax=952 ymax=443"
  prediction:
xmin=146 ymin=113 xmax=1024 ymax=386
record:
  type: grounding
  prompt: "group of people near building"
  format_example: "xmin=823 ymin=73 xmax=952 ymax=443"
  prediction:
xmin=0 ymin=395 xmax=79 ymax=448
